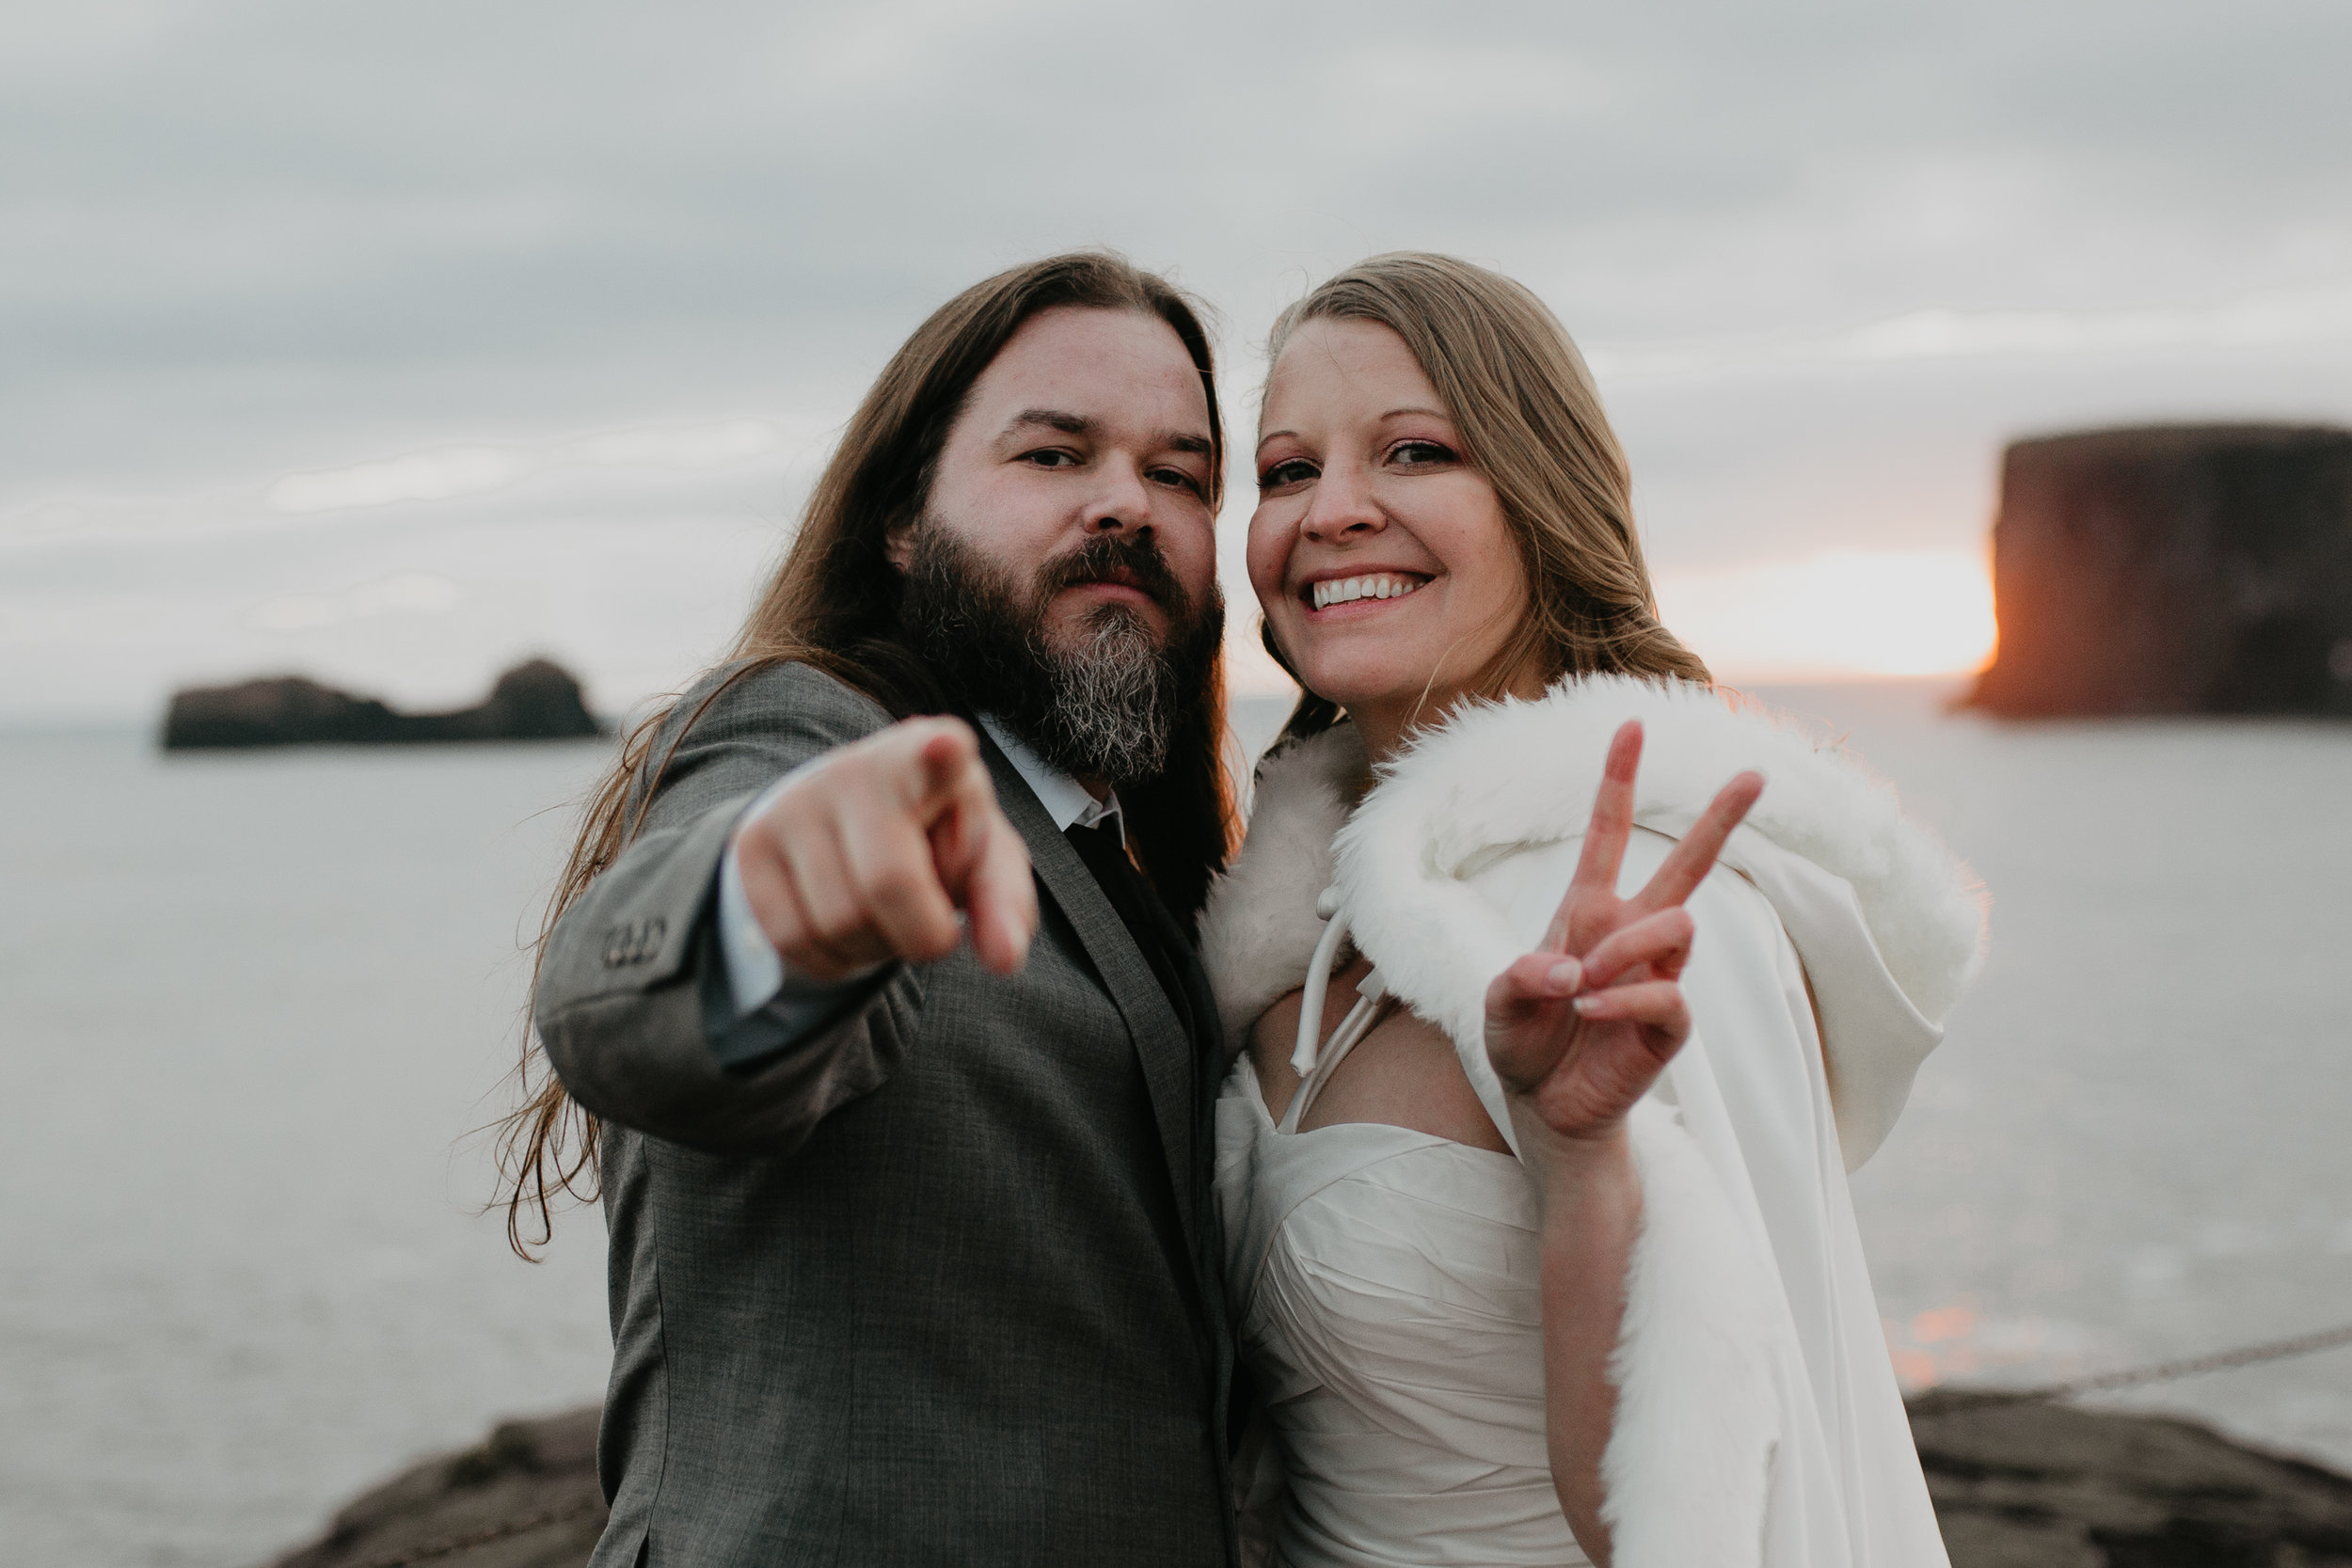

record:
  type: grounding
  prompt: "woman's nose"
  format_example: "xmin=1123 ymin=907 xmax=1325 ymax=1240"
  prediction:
xmin=1300 ymin=466 xmax=1386 ymax=543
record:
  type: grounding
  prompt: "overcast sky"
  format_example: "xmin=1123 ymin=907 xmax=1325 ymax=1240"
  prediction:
xmin=8 ymin=0 xmax=2351 ymax=721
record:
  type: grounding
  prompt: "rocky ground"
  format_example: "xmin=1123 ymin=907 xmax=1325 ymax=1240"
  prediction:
xmin=264 ymin=1407 xmax=604 ymax=1568
xmin=266 ymin=1394 xmax=2352 ymax=1568
xmin=1911 ymin=1390 xmax=2352 ymax=1566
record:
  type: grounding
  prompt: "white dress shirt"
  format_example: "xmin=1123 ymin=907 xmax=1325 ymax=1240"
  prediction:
xmin=716 ymin=714 xmax=1121 ymax=1019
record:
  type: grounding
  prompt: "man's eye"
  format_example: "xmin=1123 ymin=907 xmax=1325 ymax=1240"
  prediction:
xmin=1151 ymin=467 xmax=1208 ymax=497
xmin=1024 ymin=449 xmax=1079 ymax=468
xmin=1257 ymin=458 xmax=1318 ymax=490
xmin=1389 ymin=440 xmax=1456 ymax=467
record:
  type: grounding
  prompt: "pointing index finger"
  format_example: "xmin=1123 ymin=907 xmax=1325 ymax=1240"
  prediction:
xmin=902 ymin=721 xmax=984 ymax=816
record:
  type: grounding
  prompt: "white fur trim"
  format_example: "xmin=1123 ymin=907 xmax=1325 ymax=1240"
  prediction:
xmin=1200 ymin=680 xmax=1987 ymax=1186
xmin=1606 ymin=1098 xmax=1783 ymax=1565
xmin=1198 ymin=723 xmax=1363 ymax=1051
xmin=1334 ymin=677 xmax=1985 ymax=1053
xmin=1201 ymin=679 xmax=1985 ymax=1067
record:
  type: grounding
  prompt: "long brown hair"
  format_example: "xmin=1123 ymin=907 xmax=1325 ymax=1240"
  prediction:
xmin=1257 ymin=252 xmax=1708 ymax=741
xmin=495 ymin=252 xmax=1236 ymax=1255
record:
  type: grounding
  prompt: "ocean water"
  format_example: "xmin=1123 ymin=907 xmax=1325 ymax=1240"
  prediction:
xmin=1768 ymin=683 xmax=2352 ymax=1459
xmin=5 ymin=682 xmax=2351 ymax=1566
xmin=0 ymin=733 xmax=616 ymax=1568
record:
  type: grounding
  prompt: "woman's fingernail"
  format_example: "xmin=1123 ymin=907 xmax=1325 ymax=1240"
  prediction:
xmin=1549 ymin=959 xmax=1581 ymax=990
xmin=1571 ymin=995 xmax=1598 ymax=1016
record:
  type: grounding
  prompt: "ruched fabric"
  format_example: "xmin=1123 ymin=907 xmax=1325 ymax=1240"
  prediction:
xmin=1216 ymin=1067 xmax=1594 ymax=1568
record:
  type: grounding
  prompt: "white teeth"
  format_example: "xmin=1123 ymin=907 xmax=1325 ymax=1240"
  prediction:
xmin=1311 ymin=573 xmax=1424 ymax=610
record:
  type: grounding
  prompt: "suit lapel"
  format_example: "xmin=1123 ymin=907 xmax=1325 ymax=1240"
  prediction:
xmin=978 ymin=734 xmax=1201 ymax=1257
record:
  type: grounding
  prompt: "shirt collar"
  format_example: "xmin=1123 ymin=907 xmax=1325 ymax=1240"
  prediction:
xmin=977 ymin=713 xmax=1124 ymax=845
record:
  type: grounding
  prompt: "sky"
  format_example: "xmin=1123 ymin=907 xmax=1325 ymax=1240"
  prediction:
xmin=7 ymin=0 xmax=2352 ymax=722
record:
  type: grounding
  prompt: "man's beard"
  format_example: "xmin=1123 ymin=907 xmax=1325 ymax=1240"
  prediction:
xmin=899 ymin=518 xmax=1223 ymax=785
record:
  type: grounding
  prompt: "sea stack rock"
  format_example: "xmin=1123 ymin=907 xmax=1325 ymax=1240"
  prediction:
xmin=457 ymin=660 xmax=608 ymax=742
xmin=161 ymin=658 xmax=603 ymax=750
xmin=1968 ymin=424 xmax=2352 ymax=717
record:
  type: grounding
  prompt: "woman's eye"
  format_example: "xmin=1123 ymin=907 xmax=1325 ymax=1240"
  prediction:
xmin=1388 ymin=440 xmax=1456 ymax=467
xmin=1257 ymin=457 xmax=1318 ymax=490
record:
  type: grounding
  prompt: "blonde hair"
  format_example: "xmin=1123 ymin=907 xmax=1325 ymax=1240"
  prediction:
xmin=1261 ymin=252 xmax=1708 ymax=732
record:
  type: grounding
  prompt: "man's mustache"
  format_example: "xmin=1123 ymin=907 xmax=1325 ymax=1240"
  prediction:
xmin=1038 ymin=534 xmax=1189 ymax=620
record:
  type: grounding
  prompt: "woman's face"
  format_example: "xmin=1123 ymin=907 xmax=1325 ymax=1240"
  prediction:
xmin=1248 ymin=317 xmax=1531 ymax=751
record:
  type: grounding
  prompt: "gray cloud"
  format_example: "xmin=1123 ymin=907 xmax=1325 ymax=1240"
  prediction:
xmin=6 ymin=0 xmax=2351 ymax=716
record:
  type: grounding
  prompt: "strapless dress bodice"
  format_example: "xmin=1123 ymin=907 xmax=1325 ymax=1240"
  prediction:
xmin=1215 ymin=1060 xmax=1591 ymax=1568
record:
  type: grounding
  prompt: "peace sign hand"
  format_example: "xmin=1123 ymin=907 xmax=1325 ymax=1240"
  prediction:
xmin=1484 ymin=720 xmax=1763 ymax=1150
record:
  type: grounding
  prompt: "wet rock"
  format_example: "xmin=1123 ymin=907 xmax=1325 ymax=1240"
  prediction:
xmin=263 ymin=1395 xmax=2352 ymax=1566
xmin=1968 ymin=424 xmax=2352 ymax=718
xmin=262 ymin=1407 xmax=605 ymax=1568
xmin=162 ymin=659 xmax=603 ymax=750
xmin=1911 ymin=1390 xmax=2352 ymax=1566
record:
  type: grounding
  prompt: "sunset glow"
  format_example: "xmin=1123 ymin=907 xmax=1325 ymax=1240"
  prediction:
xmin=1652 ymin=548 xmax=1997 ymax=683
xmin=1222 ymin=546 xmax=2000 ymax=697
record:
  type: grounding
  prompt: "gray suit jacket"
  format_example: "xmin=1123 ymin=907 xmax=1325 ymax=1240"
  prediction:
xmin=534 ymin=659 xmax=1234 ymax=1568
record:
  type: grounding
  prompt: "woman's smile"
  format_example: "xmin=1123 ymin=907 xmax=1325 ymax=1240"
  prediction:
xmin=1249 ymin=316 xmax=1534 ymax=757
xmin=1300 ymin=569 xmax=1433 ymax=613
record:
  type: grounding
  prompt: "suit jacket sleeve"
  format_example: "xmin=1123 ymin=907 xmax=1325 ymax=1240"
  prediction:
xmin=532 ymin=659 xmax=925 ymax=1154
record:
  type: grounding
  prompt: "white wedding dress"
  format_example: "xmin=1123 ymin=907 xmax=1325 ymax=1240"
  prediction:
xmin=1219 ymin=1050 xmax=1590 ymax=1567
xmin=1202 ymin=679 xmax=1982 ymax=1568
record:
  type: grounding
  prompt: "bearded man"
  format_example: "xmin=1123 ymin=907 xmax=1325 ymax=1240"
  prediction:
xmin=514 ymin=254 xmax=1237 ymax=1566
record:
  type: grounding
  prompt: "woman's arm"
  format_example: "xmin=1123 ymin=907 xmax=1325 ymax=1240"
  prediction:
xmin=1519 ymin=1121 xmax=1642 ymax=1562
xmin=1483 ymin=721 xmax=1762 ymax=1565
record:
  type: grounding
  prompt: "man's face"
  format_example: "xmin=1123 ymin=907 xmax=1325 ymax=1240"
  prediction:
xmin=890 ymin=305 xmax=1218 ymax=652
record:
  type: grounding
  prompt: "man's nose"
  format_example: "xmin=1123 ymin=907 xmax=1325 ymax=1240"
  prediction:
xmin=1080 ymin=459 xmax=1155 ymax=535
xmin=1300 ymin=464 xmax=1385 ymax=543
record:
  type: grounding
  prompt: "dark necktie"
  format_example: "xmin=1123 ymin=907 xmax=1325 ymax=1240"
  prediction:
xmin=1067 ymin=818 xmax=1242 ymax=1451
xmin=1063 ymin=819 xmax=1200 ymax=1049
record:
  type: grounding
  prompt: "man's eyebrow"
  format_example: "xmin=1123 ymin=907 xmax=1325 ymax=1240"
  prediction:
xmin=1001 ymin=409 xmax=1210 ymax=457
xmin=1002 ymin=408 xmax=1093 ymax=438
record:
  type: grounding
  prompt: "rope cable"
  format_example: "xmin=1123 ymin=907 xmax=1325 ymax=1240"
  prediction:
xmin=1908 ymin=1318 xmax=2352 ymax=1418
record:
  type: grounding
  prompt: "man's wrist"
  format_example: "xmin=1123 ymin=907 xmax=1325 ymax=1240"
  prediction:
xmin=717 ymin=761 xmax=834 ymax=1017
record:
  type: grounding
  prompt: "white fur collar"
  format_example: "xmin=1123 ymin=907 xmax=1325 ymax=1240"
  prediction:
xmin=1199 ymin=720 xmax=1371 ymax=1047
xmin=1201 ymin=675 xmax=1985 ymax=1075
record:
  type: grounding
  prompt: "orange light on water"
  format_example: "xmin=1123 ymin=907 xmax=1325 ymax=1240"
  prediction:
xmin=1911 ymin=1305 xmax=1979 ymax=1344
xmin=1653 ymin=548 xmax=1997 ymax=683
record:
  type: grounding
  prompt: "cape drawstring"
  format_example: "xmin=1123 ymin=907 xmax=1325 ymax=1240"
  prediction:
xmin=1289 ymin=888 xmax=1390 ymax=1123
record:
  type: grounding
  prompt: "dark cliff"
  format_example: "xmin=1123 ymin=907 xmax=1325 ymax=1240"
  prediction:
xmin=1968 ymin=424 xmax=2352 ymax=717
xmin=163 ymin=659 xmax=604 ymax=750
xmin=263 ymin=1398 xmax=2352 ymax=1568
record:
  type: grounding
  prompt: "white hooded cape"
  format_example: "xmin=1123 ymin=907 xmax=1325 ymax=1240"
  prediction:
xmin=1200 ymin=676 xmax=1985 ymax=1568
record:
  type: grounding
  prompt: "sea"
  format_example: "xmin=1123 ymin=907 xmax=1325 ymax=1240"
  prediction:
xmin=4 ymin=680 xmax=2350 ymax=1566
